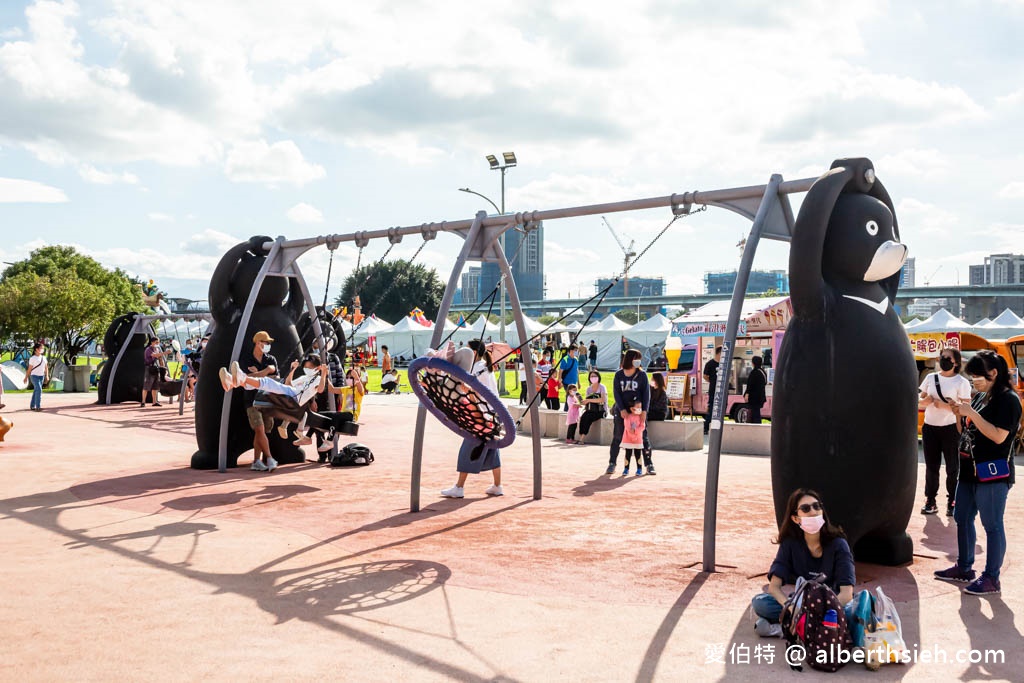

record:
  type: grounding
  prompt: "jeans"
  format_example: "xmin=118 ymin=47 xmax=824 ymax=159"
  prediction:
xmin=954 ymin=479 xmax=1009 ymax=580
xmin=30 ymin=375 xmax=43 ymax=409
xmin=922 ymin=423 xmax=959 ymax=504
xmin=751 ymin=593 xmax=783 ymax=623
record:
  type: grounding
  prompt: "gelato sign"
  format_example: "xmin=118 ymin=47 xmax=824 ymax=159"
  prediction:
xmin=671 ymin=321 xmax=747 ymax=339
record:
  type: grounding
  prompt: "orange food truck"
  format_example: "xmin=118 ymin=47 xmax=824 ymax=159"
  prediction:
xmin=666 ymin=297 xmax=791 ymax=423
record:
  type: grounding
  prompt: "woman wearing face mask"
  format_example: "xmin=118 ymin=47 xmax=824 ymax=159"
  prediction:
xmin=441 ymin=339 xmax=504 ymax=498
xmin=578 ymin=371 xmax=608 ymax=444
xmin=936 ymin=350 xmax=1022 ymax=596
xmin=606 ymin=349 xmax=655 ymax=475
xmin=751 ymin=488 xmax=855 ymax=638
xmin=918 ymin=349 xmax=971 ymax=516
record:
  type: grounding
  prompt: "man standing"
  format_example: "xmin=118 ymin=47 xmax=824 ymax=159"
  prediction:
xmin=588 ymin=340 xmax=598 ymax=371
xmin=743 ymin=356 xmax=768 ymax=424
xmin=244 ymin=331 xmax=279 ymax=472
xmin=559 ymin=345 xmax=581 ymax=411
xmin=381 ymin=345 xmax=392 ymax=375
xmin=140 ymin=336 xmax=164 ymax=407
xmin=703 ymin=346 xmax=722 ymax=435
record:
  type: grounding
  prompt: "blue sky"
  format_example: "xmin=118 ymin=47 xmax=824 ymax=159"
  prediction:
xmin=1 ymin=0 xmax=1023 ymax=308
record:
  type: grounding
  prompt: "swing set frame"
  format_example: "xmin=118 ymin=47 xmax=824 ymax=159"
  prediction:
xmin=217 ymin=171 xmax=819 ymax=573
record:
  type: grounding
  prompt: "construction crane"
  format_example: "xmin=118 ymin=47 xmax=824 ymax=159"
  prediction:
xmin=923 ymin=265 xmax=942 ymax=286
xmin=602 ymin=216 xmax=636 ymax=296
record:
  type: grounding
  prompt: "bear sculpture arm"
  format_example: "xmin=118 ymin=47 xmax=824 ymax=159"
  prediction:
xmin=208 ymin=241 xmax=256 ymax=327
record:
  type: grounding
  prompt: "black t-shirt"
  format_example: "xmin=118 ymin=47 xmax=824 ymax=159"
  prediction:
xmin=241 ymin=352 xmax=279 ymax=406
xmin=589 ymin=343 xmax=598 ymax=362
xmin=703 ymin=358 xmax=720 ymax=397
xmin=959 ymin=389 xmax=1021 ymax=484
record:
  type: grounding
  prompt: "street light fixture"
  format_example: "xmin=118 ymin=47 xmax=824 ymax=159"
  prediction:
xmin=457 ymin=187 xmax=500 ymax=216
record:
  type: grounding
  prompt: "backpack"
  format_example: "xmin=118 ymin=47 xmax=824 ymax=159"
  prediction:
xmin=330 ymin=442 xmax=374 ymax=467
xmin=781 ymin=576 xmax=852 ymax=672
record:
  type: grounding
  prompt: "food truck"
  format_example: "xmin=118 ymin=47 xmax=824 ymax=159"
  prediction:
xmin=665 ymin=297 xmax=791 ymax=422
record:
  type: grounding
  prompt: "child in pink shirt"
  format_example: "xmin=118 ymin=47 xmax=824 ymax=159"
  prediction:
xmin=621 ymin=401 xmax=646 ymax=476
xmin=565 ymin=384 xmax=581 ymax=444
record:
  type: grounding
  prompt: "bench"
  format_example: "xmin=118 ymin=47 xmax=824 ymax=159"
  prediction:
xmin=507 ymin=405 xmax=704 ymax=451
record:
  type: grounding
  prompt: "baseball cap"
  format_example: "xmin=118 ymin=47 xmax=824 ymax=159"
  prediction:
xmin=252 ymin=331 xmax=274 ymax=344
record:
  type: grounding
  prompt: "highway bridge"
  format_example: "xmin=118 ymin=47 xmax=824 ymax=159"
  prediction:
xmin=449 ymin=284 xmax=1024 ymax=317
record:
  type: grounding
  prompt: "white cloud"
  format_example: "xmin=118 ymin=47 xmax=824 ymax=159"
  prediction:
xmin=224 ymin=139 xmax=325 ymax=186
xmin=0 ymin=177 xmax=68 ymax=203
xmin=997 ymin=181 xmax=1024 ymax=199
xmin=877 ymin=149 xmax=952 ymax=181
xmin=147 ymin=212 xmax=174 ymax=222
xmin=286 ymin=202 xmax=324 ymax=224
xmin=78 ymin=164 xmax=139 ymax=185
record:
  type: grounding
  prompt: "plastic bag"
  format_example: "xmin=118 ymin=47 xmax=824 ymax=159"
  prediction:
xmin=863 ymin=586 xmax=907 ymax=664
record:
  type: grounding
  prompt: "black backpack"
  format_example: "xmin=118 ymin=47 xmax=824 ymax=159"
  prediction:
xmin=781 ymin=576 xmax=852 ymax=672
xmin=330 ymin=442 xmax=374 ymax=467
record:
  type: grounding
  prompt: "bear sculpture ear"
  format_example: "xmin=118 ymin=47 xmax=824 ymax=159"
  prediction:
xmin=247 ymin=235 xmax=274 ymax=258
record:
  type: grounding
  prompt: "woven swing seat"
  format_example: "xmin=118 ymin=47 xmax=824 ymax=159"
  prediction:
xmin=408 ymin=357 xmax=516 ymax=449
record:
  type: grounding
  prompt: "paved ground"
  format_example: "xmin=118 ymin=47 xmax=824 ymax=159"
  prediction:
xmin=0 ymin=391 xmax=1020 ymax=681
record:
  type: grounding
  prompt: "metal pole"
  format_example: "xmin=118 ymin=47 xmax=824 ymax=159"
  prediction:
xmin=702 ymin=174 xmax=783 ymax=573
xmin=498 ymin=168 xmax=507 ymax=394
xmin=410 ymin=212 xmax=487 ymax=512
xmin=494 ymin=237 xmax=542 ymax=500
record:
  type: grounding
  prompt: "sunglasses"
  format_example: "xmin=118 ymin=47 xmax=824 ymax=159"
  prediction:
xmin=797 ymin=502 xmax=823 ymax=514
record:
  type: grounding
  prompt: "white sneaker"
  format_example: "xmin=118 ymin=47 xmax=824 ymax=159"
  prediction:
xmin=440 ymin=486 xmax=464 ymax=498
xmin=317 ymin=441 xmax=334 ymax=453
xmin=484 ymin=485 xmax=504 ymax=496
xmin=293 ymin=435 xmax=313 ymax=446
xmin=250 ymin=460 xmax=268 ymax=471
xmin=231 ymin=361 xmax=246 ymax=388
xmin=754 ymin=618 xmax=783 ymax=638
xmin=219 ymin=367 xmax=234 ymax=391
xmin=265 ymin=457 xmax=278 ymax=472
xmin=276 ymin=424 xmax=289 ymax=439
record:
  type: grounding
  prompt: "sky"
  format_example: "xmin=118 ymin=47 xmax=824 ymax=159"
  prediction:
xmin=1 ymin=0 xmax=1023 ymax=311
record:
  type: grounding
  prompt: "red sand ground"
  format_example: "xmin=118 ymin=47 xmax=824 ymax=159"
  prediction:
xmin=0 ymin=391 xmax=1021 ymax=682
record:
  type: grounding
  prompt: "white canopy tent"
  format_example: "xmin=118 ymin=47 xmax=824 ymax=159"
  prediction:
xmin=626 ymin=313 xmax=673 ymax=347
xmin=504 ymin=314 xmax=551 ymax=348
xmin=979 ymin=308 xmax=1024 ymax=337
xmin=973 ymin=317 xmax=992 ymax=327
xmin=902 ymin=317 xmax=924 ymax=330
xmin=154 ymin=317 xmax=210 ymax=341
xmin=451 ymin=316 xmax=501 ymax=345
xmin=672 ymin=296 xmax=790 ymax=326
xmin=583 ymin=314 xmax=633 ymax=369
xmin=344 ymin=315 xmax=394 ymax=346
xmin=908 ymin=308 xmax=976 ymax=334
xmin=375 ymin=316 xmax=456 ymax=360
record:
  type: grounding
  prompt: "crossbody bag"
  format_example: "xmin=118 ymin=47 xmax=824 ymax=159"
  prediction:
xmin=958 ymin=391 xmax=1012 ymax=482
xmin=933 ymin=375 xmax=963 ymax=434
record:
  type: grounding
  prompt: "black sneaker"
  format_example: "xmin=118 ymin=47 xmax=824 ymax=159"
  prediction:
xmin=946 ymin=503 xmax=955 ymax=517
xmin=921 ymin=501 xmax=938 ymax=515
xmin=647 ymin=465 xmax=657 ymax=476
xmin=605 ymin=464 xmax=615 ymax=475
xmin=934 ymin=565 xmax=976 ymax=584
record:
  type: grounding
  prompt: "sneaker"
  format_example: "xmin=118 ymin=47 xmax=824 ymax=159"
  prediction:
xmin=754 ymin=617 xmax=783 ymax=638
xmin=250 ymin=460 xmax=268 ymax=471
xmin=946 ymin=503 xmax=955 ymax=517
xmin=921 ymin=501 xmax=939 ymax=515
xmin=635 ymin=467 xmax=643 ymax=476
xmin=317 ymin=454 xmax=328 ymax=464
xmin=622 ymin=466 xmax=630 ymax=476
xmin=964 ymin=575 xmax=1001 ymax=595
xmin=605 ymin=465 xmax=615 ymax=475
xmin=265 ymin=457 xmax=278 ymax=472
xmin=934 ymin=565 xmax=976 ymax=584
xmin=230 ymin=361 xmax=246 ymax=388
xmin=293 ymin=435 xmax=313 ymax=446
xmin=485 ymin=485 xmax=504 ymax=496
xmin=219 ymin=367 xmax=234 ymax=391
xmin=317 ymin=441 xmax=334 ymax=453
xmin=440 ymin=486 xmax=465 ymax=498
xmin=647 ymin=465 xmax=657 ymax=476
xmin=277 ymin=424 xmax=289 ymax=439
xmin=139 ymin=402 xmax=146 ymax=407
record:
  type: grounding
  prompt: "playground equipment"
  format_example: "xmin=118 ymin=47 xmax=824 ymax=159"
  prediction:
xmin=200 ymin=160 xmax=920 ymax=571
xmin=98 ymin=312 xmax=213 ymax=415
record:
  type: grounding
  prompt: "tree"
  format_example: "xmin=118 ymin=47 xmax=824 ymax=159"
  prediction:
xmin=538 ymin=314 xmax=559 ymax=325
xmin=0 ymin=246 xmax=142 ymax=363
xmin=616 ymin=309 xmax=639 ymax=325
xmin=334 ymin=259 xmax=444 ymax=324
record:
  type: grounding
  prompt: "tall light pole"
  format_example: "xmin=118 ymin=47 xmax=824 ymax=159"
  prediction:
xmin=636 ymin=285 xmax=647 ymax=322
xmin=460 ymin=152 xmax=517 ymax=394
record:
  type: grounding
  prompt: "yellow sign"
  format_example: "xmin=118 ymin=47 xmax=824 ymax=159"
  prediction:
xmin=908 ymin=332 xmax=960 ymax=360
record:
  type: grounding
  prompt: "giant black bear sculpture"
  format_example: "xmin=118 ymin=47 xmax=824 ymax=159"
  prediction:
xmin=771 ymin=158 xmax=918 ymax=566
xmin=96 ymin=312 xmax=148 ymax=404
xmin=191 ymin=236 xmax=307 ymax=469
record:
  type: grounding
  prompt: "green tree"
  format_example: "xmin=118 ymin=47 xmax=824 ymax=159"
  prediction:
xmin=0 ymin=246 xmax=142 ymax=363
xmin=538 ymin=314 xmax=558 ymax=325
xmin=616 ymin=309 xmax=639 ymax=325
xmin=335 ymin=259 xmax=444 ymax=324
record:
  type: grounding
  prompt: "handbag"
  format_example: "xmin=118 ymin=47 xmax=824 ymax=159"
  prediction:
xmin=975 ymin=458 xmax=1011 ymax=482
xmin=933 ymin=375 xmax=963 ymax=434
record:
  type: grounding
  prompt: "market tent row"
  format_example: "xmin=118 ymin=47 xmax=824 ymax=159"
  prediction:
xmin=153 ymin=317 xmax=211 ymax=341
xmin=373 ymin=316 xmax=458 ymax=361
xmin=904 ymin=307 xmax=1024 ymax=337
xmin=341 ymin=315 xmax=394 ymax=347
xmin=582 ymin=314 xmax=634 ymax=369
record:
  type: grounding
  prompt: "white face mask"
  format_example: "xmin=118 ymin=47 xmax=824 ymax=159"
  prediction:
xmin=346 ymin=378 xmax=355 ymax=386
xmin=798 ymin=515 xmax=825 ymax=534
xmin=302 ymin=367 xmax=317 ymax=377
xmin=262 ymin=343 xmax=271 ymax=354
xmin=632 ymin=359 xmax=642 ymax=368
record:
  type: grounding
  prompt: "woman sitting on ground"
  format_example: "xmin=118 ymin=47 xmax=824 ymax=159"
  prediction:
xmin=751 ymin=488 xmax=855 ymax=638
